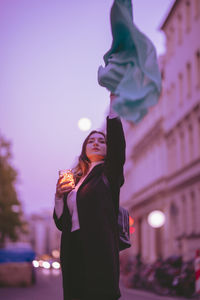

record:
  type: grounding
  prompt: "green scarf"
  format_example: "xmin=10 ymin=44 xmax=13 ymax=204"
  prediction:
xmin=98 ymin=0 xmax=162 ymax=124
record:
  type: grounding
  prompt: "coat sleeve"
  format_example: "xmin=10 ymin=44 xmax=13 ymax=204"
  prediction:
xmin=53 ymin=193 xmax=69 ymax=231
xmin=53 ymin=208 xmax=63 ymax=231
xmin=103 ymin=117 xmax=126 ymax=210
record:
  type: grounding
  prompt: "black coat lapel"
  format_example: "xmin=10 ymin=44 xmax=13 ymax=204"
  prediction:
xmin=77 ymin=163 xmax=104 ymax=194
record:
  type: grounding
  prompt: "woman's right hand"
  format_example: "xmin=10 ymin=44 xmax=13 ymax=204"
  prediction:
xmin=55 ymin=176 xmax=74 ymax=199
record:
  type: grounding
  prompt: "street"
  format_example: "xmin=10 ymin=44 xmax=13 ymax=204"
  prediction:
xmin=0 ymin=268 xmax=194 ymax=300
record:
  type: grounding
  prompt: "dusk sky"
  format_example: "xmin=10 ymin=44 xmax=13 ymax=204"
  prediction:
xmin=0 ymin=0 xmax=174 ymax=215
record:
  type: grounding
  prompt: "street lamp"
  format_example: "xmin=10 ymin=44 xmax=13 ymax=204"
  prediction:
xmin=78 ymin=118 xmax=92 ymax=131
xmin=147 ymin=210 xmax=165 ymax=228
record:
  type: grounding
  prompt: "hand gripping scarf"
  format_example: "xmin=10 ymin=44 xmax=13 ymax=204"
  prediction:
xmin=98 ymin=0 xmax=162 ymax=124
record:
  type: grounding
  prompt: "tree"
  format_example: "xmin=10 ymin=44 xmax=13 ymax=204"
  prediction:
xmin=0 ymin=133 xmax=27 ymax=248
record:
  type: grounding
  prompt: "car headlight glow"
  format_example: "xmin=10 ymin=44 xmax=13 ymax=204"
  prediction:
xmin=32 ymin=260 xmax=39 ymax=268
xmin=52 ymin=261 xmax=60 ymax=269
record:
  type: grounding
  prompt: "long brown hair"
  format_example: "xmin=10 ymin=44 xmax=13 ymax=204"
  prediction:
xmin=72 ymin=130 xmax=106 ymax=183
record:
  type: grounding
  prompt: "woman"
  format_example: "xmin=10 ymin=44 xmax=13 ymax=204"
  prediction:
xmin=53 ymin=94 xmax=126 ymax=300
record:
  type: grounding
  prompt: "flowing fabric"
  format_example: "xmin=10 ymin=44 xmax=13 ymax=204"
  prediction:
xmin=98 ymin=0 xmax=162 ymax=124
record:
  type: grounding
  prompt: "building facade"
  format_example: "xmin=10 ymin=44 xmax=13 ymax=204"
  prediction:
xmin=28 ymin=211 xmax=60 ymax=257
xmin=120 ymin=0 xmax=200 ymax=263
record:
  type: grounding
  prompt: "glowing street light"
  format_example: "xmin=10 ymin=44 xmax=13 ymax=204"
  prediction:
xmin=147 ymin=210 xmax=165 ymax=228
xmin=78 ymin=118 xmax=92 ymax=131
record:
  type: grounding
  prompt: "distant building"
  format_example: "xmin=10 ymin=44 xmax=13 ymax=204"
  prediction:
xmin=28 ymin=211 xmax=60 ymax=257
xmin=120 ymin=0 xmax=200 ymax=262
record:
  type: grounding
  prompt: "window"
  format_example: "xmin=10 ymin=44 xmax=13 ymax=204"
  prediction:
xmin=188 ymin=124 xmax=194 ymax=160
xmin=169 ymin=83 xmax=176 ymax=114
xmin=191 ymin=191 xmax=196 ymax=233
xmin=172 ymin=83 xmax=176 ymax=111
xmin=186 ymin=62 xmax=192 ymax=97
xmin=178 ymin=73 xmax=183 ymax=105
xmin=168 ymin=134 xmax=177 ymax=173
xmin=186 ymin=1 xmax=191 ymax=32
xmin=166 ymin=32 xmax=171 ymax=57
xmin=166 ymin=88 xmax=171 ymax=115
xmin=196 ymin=50 xmax=200 ymax=88
xmin=177 ymin=14 xmax=183 ymax=44
xmin=194 ymin=0 xmax=200 ymax=19
xmin=170 ymin=202 xmax=179 ymax=236
xmin=172 ymin=136 xmax=177 ymax=171
xmin=198 ymin=118 xmax=200 ymax=156
xmin=171 ymin=83 xmax=175 ymax=98
xmin=170 ymin=27 xmax=175 ymax=55
xmin=180 ymin=131 xmax=185 ymax=165
xmin=167 ymin=137 xmax=173 ymax=173
xmin=181 ymin=196 xmax=187 ymax=234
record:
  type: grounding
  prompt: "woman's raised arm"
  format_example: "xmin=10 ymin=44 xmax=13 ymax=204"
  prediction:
xmin=104 ymin=94 xmax=126 ymax=193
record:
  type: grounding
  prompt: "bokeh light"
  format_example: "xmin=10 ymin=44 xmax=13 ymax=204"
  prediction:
xmin=129 ymin=216 xmax=134 ymax=226
xmin=130 ymin=227 xmax=135 ymax=234
xmin=78 ymin=118 xmax=92 ymax=131
xmin=52 ymin=249 xmax=60 ymax=259
xmin=43 ymin=261 xmax=51 ymax=269
xmin=147 ymin=210 xmax=165 ymax=228
xmin=32 ymin=260 xmax=39 ymax=268
xmin=52 ymin=262 xmax=60 ymax=269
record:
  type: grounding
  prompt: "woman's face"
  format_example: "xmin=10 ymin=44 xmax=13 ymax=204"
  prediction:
xmin=86 ymin=133 xmax=106 ymax=162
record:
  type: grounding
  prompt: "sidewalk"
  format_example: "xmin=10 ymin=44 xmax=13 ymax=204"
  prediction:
xmin=120 ymin=285 xmax=200 ymax=300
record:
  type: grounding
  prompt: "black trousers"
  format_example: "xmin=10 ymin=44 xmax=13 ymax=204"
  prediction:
xmin=71 ymin=298 xmax=118 ymax=300
xmin=69 ymin=229 xmax=85 ymax=299
xmin=69 ymin=229 xmax=119 ymax=300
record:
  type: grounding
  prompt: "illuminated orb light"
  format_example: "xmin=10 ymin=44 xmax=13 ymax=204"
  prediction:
xmin=78 ymin=118 xmax=92 ymax=131
xmin=52 ymin=262 xmax=60 ymax=269
xmin=147 ymin=210 xmax=166 ymax=228
xmin=43 ymin=261 xmax=51 ymax=269
xmin=32 ymin=260 xmax=39 ymax=268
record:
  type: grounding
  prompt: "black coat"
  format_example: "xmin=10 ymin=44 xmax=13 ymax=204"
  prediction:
xmin=53 ymin=117 xmax=126 ymax=300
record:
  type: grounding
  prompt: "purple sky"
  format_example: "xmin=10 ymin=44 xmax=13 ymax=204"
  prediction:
xmin=0 ymin=0 xmax=174 ymax=215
